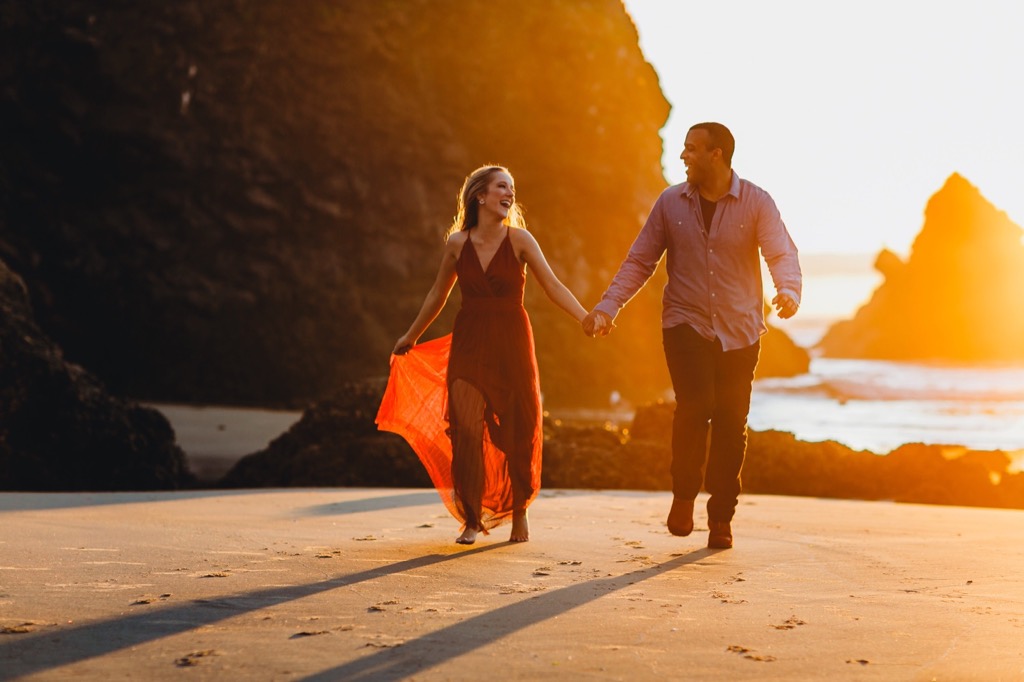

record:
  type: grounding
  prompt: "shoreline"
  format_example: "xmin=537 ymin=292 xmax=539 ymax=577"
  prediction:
xmin=145 ymin=399 xmax=1024 ymax=512
xmin=149 ymin=402 xmax=1024 ymax=487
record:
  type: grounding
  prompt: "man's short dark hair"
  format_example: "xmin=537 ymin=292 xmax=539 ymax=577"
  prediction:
xmin=689 ymin=122 xmax=735 ymax=166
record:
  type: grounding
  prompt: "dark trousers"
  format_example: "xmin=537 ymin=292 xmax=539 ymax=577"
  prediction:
xmin=662 ymin=324 xmax=760 ymax=522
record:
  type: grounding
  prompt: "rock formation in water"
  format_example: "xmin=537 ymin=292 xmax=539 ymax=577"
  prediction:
xmin=219 ymin=378 xmax=429 ymax=489
xmin=820 ymin=174 xmax=1024 ymax=361
xmin=0 ymin=258 xmax=192 ymax=490
xmin=1 ymin=1 xmax=806 ymax=409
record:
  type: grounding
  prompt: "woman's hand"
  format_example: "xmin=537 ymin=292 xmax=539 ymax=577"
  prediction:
xmin=582 ymin=310 xmax=614 ymax=337
xmin=393 ymin=334 xmax=416 ymax=355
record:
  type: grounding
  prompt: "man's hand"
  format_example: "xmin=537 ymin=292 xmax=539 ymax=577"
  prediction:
xmin=582 ymin=310 xmax=614 ymax=337
xmin=772 ymin=293 xmax=799 ymax=320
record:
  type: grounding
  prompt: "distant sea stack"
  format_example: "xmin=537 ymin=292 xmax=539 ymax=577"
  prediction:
xmin=820 ymin=173 xmax=1024 ymax=361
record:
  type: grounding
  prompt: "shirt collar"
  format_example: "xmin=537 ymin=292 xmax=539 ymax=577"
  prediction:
xmin=680 ymin=170 xmax=741 ymax=200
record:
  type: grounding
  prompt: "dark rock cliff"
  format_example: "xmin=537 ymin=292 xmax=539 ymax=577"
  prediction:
xmin=0 ymin=0 xmax=672 ymax=407
xmin=2 ymin=0 xmax=807 ymax=410
xmin=0 ymin=258 xmax=192 ymax=490
xmin=820 ymin=174 xmax=1024 ymax=361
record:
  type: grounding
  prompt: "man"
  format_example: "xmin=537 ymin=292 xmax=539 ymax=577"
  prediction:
xmin=584 ymin=122 xmax=801 ymax=549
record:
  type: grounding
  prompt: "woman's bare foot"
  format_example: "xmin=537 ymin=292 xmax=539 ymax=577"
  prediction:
xmin=455 ymin=527 xmax=479 ymax=545
xmin=509 ymin=510 xmax=529 ymax=542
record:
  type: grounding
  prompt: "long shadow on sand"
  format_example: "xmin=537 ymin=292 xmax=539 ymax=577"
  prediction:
xmin=299 ymin=547 xmax=716 ymax=681
xmin=0 ymin=489 xmax=266 ymax=513
xmin=0 ymin=544 xmax=505 ymax=679
xmin=296 ymin=490 xmax=441 ymax=516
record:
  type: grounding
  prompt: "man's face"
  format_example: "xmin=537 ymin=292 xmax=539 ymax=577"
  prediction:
xmin=680 ymin=128 xmax=717 ymax=186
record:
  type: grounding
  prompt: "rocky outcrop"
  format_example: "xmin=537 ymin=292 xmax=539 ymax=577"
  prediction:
xmin=820 ymin=174 xmax=1024 ymax=360
xmin=756 ymin=298 xmax=810 ymax=378
xmin=219 ymin=378 xmax=428 ymax=488
xmin=0 ymin=258 xmax=192 ymax=490
xmin=0 ymin=0 xmax=676 ymax=408
xmin=576 ymin=402 xmax=1024 ymax=509
xmin=221 ymin=383 xmax=1024 ymax=510
xmin=756 ymin=321 xmax=810 ymax=378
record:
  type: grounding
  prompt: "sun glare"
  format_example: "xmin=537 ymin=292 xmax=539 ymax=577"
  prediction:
xmin=622 ymin=0 xmax=1024 ymax=256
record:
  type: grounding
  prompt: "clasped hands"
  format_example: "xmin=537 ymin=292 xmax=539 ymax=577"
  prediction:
xmin=581 ymin=310 xmax=614 ymax=338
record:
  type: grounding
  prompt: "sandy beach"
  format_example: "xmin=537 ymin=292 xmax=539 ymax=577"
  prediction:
xmin=1 ymin=488 xmax=1022 ymax=680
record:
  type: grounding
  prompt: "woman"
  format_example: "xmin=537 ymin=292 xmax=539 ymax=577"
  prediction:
xmin=376 ymin=165 xmax=590 ymax=544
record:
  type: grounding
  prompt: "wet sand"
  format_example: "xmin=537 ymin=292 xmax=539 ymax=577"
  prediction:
xmin=1 ymin=489 xmax=1022 ymax=680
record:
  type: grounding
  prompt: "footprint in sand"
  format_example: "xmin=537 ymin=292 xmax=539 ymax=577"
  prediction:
xmin=727 ymin=645 xmax=776 ymax=662
xmin=174 ymin=650 xmax=219 ymax=667
xmin=771 ymin=616 xmax=806 ymax=630
xmin=499 ymin=583 xmax=547 ymax=594
xmin=367 ymin=599 xmax=400 ymax=612
xmin=724 ymin=572 xmax=746 ymax=585
xmin=711 ymin=590 xmax=747 ymax=604
xmin=363 ymin=637 xmax=405 ymax=649
xmin=294 ymin=621 xmax=353 ymax=634
xmin=290 ymin=630 xmax=330 ymax=639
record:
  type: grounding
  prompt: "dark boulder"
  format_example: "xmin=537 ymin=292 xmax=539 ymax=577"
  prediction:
xmin=757 ymin=322 xmax=811 ymax=378
xmin=219 ymin=378 xmax=429 ymax=488
xmin=0 ymin=258 xmax=192 ymax=490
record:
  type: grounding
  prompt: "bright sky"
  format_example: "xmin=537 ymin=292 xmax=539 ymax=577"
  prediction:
xmin=621 ymin=0 xmax=1024 ymax=257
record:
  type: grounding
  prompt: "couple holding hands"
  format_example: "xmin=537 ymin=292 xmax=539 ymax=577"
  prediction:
xmin=377 ymin=122 xmax=802 ymax=549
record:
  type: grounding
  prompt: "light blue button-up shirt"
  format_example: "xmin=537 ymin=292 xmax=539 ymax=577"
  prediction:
xmin=594 ymin=171 xmax=802 ymax=351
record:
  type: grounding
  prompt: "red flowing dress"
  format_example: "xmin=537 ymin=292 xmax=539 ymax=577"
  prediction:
xmin=376 ymin=229 xmax=543 ymax=531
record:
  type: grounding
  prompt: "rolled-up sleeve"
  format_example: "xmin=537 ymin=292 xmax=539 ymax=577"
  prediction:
xmin=594 ymin=175 xmax=801 ymax=350
xmin=756 ymin=192 xmax=802 ymax=306
xmin=595 ymin=192 xmax=668 ymax=320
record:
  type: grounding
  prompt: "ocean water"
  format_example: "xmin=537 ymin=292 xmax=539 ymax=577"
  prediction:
xmin=557 ymin=350 xmax=1024 ymax=465
xmin=756 ymin=259 xmax=1023 ymax=459
xmin=750 ymin=357 xmax=1024 ymax=458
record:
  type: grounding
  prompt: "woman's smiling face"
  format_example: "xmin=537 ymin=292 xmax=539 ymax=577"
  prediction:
xmin=478 ymin=171 xmax=516 ymax=219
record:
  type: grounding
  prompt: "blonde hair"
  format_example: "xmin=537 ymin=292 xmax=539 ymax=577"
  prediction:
xmin=446 ymin=164 xmax=526 ymax=239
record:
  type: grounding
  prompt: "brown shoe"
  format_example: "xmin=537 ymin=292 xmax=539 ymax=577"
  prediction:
xmin=667 ymin=498 xmax=695 ymax=536
xmin=708 ymin=520 xmax=733 ymax=549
